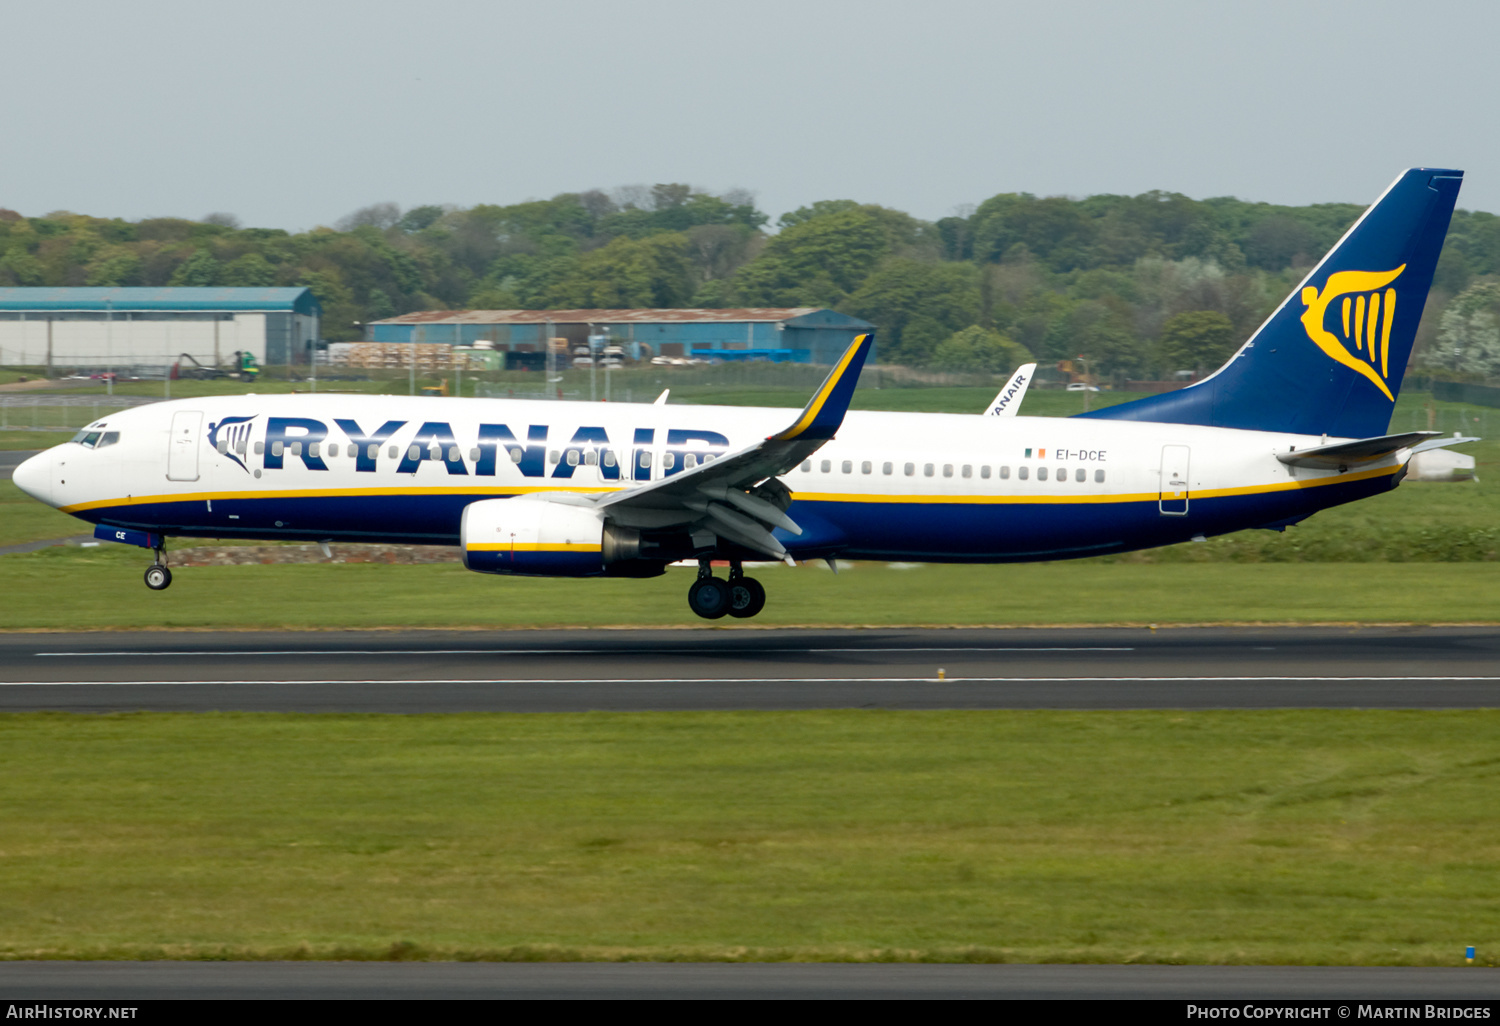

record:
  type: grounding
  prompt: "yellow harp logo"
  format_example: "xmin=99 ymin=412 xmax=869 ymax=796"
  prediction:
xmin=1299 ymin=265 xmax=1404 ymax=401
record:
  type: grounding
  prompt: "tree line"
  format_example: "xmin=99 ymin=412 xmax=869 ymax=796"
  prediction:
xmin=3 ymin=180 xmax=1498 ymax=379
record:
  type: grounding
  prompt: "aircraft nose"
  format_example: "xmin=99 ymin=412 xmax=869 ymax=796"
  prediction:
xmin=11 ymin=450 xmax=53 ymax=505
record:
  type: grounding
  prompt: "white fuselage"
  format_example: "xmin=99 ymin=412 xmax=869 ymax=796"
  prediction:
xmin=14 ymin=393 xmax=1403 ymax=562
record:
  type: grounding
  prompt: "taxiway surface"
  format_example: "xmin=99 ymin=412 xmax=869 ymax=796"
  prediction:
xmin=4 ymin=961 xmax=1500 ymax=1000
xmin=3 ymin=626 xmax=1499 ymax=712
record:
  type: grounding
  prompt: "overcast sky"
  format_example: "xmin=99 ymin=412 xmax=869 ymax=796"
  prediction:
xmin=4 ymin=0 xmax=1496 ymax=229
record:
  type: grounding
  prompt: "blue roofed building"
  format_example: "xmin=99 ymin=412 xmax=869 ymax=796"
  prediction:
xmin=0 ymin=287 xmax=321 ymax=371
xmin=369 ymin=308 xmax=873 ymax=365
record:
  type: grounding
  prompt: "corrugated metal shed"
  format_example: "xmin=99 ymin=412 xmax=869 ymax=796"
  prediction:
xmin=0 ymin=287 xmax=321 ymax=315
xmin=369 ymin=307 xmax=873 ymax=364
xmin=378 ymin=308 xmax=826 ymax=325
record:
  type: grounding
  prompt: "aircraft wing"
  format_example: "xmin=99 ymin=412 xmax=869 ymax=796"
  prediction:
xmin=984 ymin=362 xmax=1035 ymax=416
xmin=592 ymin=333 xmax=874 ymax=561
xmin=1276 ymin=430 xmax=1442 ymax=469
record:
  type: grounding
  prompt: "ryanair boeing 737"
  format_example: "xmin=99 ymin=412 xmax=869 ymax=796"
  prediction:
xmin=10 ymin=168 xmax=1473 ymax=619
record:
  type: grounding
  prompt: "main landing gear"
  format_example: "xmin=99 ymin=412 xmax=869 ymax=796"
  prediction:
xmin=144 ymin=544 xmax=172 ymax=591
xmin=687 ymin=560 xmax=766 ymax=620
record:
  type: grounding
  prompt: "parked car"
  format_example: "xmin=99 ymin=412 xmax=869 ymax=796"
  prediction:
xmin=1065 ymin=382 xmax=1100 ymax=392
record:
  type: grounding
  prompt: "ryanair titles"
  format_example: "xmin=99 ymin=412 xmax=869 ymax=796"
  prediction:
xmin=209 ymin=415 xmax=730 ymax=482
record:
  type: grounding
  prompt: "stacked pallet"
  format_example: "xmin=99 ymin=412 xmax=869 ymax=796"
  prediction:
xmin=327 ymin=343 xmax=483 ymax=371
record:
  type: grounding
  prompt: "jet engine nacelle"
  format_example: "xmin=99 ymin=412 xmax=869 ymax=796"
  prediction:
xmin=463 ymin=495 xmax=605 ymax=576
xmin=461 ymin=495 xmax=647 ymax=577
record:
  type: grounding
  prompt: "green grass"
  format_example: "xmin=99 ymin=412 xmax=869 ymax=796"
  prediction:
xmin=0 ymin=429 xmax=70 ymax=450
xmin=2 ymin=549 xmax=1498 ymax=629
xmin=0 ymin=480 xmax=88 ymax=547
xmin=2 ymin=709 xmax=1498 ymax=964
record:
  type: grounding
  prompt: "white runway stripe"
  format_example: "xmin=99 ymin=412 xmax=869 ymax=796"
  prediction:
xmin=3 ymin=675 xmax=1500 ymax=687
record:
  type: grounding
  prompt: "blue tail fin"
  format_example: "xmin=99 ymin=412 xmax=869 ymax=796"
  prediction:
xmin=1079 ymin=168 xmax=1463 ymax=438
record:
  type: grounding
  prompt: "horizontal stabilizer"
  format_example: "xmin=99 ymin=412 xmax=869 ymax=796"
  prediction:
xmin=1411 ymin=433 xmax=1481 ymax=454
xmin=1277 ymin=431 xmax=1439 ymax=469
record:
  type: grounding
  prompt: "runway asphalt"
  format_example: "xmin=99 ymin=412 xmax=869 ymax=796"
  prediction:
xmin=2 ymin=962 xmax=1499 ymax=999
xmin=4 ymin=625 xmax=1500 ymax=712
xmin=6 ymin=627 xmax=1499 ymax=999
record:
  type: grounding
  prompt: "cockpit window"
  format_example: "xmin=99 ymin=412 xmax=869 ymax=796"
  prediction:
xmin=70 ymin=430 xmax=119 ymax=450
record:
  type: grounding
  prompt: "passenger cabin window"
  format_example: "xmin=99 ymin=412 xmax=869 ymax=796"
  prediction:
xmin=255 ymin=441 xmax=265 ymax=455
xmin=999 ymin=466 xmax=1009 ymax=479
xmin=1095 ymin=469 xmax=1106 ymax=483
xmin=325 ymin=443 xmax=337 ymax=457
xmin=1018 ymin=466 xmax=1028 ymax=480
xmin=924 ymin=463 xmax=935 ymax=477
xmin=883 ymin=462 xmax=893 ymax=475
xmin=981 ymin=466 xmax=991 ymax=479
xmin=290 ymin=442 xmax=302 ymax=457
xmin=820 ymin=459 xmax=831 ymax=473
xmin=567 ymin=449 xmax=580 ymax=466
xmin=684 ymin=453 xmax=696 ymax=469
xmin=962 ymin=465 xmax=972 ymax=479
xmin=469 ymin=447 xmax=481 ymax=462
xmin=585 ymin=450 xmax=598 ymax=466
xmin=801 ymin=460 xmax=812 ymax=472
xmin=272 ymin=441 xmax=285 ymax=457
xmin=510 ymin=447 xmax=523 ymax=463
xmin=449 ymin=446 xmax=462 ymax=463
xmin=1075 ymin=467 xmax=1086 ymax=482
xmin=1037 ymin=466 xmax=1047 ymax=481
xmin=603 ymin=452 xmax=617 ymax=468
xmin=862 ymin=461 xmax=872 ymax=474
xmin=904 ymin=462 xmax=915 ymax=476
xmin=368 ymin=444 xmax=379 ymax=461
xmin=407 ymin=445 xmax=421 ymax=460
xmin=308 ymin=442 xmax=320 ymax=458
xmin=841 ymin=460 xmax=852 ymax=474
xmin=663 ymin=452 xmax=675 ymax=470
xmin=388 ymin=445 xmax=399 ymax=459
xmin=549 ymin=450 xmax=561 ymax=465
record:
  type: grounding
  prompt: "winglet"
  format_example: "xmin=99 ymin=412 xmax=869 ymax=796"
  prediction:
xmin=768 ymin=333 xmax=873 ymax=442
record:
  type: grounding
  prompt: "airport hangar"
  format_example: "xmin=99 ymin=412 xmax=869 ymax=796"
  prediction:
xmin=0 ymin=287 xmax=322 ymax=373
xmin=368 ymin=308 xmax=874 ymax=365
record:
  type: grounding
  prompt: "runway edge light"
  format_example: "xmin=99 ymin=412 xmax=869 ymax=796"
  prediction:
xmin=1467 ymin=946 xmax=1475 ymax=963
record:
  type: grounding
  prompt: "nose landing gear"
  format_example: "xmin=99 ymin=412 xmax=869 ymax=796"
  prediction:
xmin=144 ymin=544 xmax=172 ymax=591
xmin=687 ymin=560 xmax=766 ymax=620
